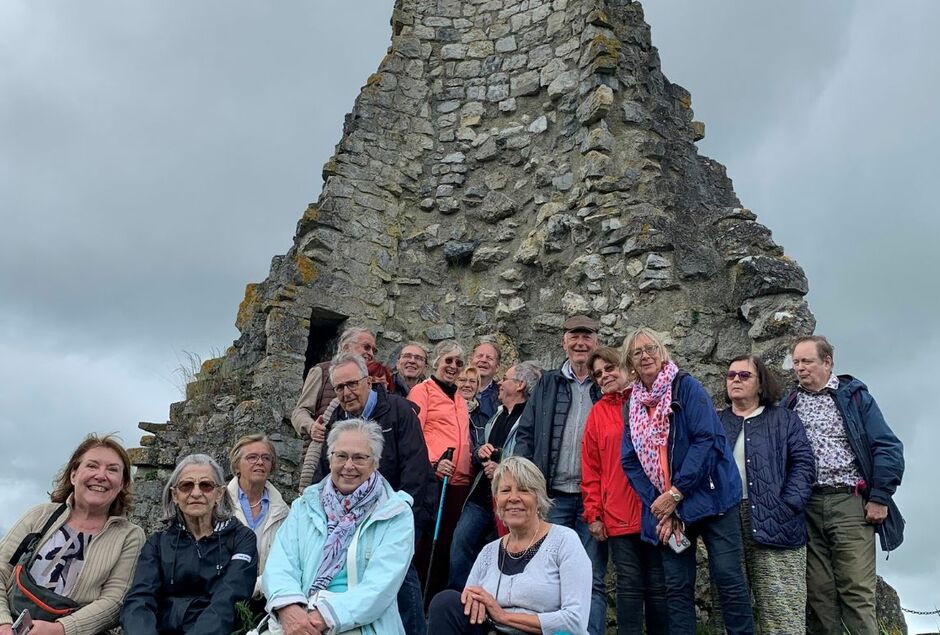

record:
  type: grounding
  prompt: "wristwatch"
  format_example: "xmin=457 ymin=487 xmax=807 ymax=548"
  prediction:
xmin=669 ymin=488 xmax=683 ymax=503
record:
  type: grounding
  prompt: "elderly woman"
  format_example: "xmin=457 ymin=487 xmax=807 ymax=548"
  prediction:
xmin=581 ymin=348 xmax=667 ymax=635
xmin=449 ymin=362 xmax=543 ymax=591
xmin=0 ymin=434 xmax=144 ymax=635
xmin=619 ymin=328 xmax=753 ymax=634
xmin=407 ymin=340 xmax=473 ymax=599
xmin=457 ymin=366 xmax=488 ymax=432
xmin=429 ymin=456 xmax=591 ymax=634
xmin=719 ymin=355 xmax=815 ymax=634
xmin=226 ymin=434 xmax=290 ymax=599
xmin=261 ymin=419 xmax=414 ymax=635
xmin=121 ymin=454 xmax=257 ymax=635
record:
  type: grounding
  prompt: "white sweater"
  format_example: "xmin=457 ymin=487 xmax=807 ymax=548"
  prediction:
xmin=466 ymin=524 xmax=591 ymax=635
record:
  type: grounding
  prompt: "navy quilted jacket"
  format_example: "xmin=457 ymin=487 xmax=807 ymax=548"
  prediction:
xmin=719 ymin=405 xmax=816 ymax=548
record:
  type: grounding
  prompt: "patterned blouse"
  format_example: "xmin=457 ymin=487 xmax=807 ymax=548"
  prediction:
xmin=794 ymin=374 xmax=863 ymax=488
xmin=30 ymin=524 xmax=94 ymax=596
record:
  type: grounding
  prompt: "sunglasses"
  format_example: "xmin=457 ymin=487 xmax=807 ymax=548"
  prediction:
xmin=442 ymin=357 xmax=465 ymax=368
xmin=175 ymin=480 xmax=218 ymax=495
xmin=726 ymin=370 xmax=755 ymax=381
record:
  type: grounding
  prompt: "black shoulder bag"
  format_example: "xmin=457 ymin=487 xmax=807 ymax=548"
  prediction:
xmin=7 ymin=504 xmax=81 ymax=622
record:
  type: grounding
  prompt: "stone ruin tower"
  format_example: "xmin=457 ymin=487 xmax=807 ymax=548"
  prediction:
xmin=129 ymin=0 xmax=814 ymax=527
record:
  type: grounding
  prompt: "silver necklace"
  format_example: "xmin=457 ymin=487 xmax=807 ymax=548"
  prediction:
xmin=503 ymin=521 xmax=541 ymax=560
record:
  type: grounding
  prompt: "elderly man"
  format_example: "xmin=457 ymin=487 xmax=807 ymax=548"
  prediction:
xmin=392 ymin=341 xmax=428 ymax=397
xmin=447 ymin=361 xmax=542 ymax=590
xmin=290 ymin=326 xmax=376 ymax=441
xmin=515 ymin=315 xmax=605 ymax=635
xmin=783 ymin=335 xmax=904 ymax=635
xmin=470 ymin=340 xmax=501 ymax=420
xmin=323 ymin=352 xmax=436 ymax=635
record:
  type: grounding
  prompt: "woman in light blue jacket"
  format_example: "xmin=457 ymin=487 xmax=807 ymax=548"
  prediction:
xmin=261 ymin=418 xmax=415 ymax=635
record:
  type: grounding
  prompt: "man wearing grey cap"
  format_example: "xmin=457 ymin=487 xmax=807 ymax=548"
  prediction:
xmin=515 ymin=315 xmax=605 ymax=635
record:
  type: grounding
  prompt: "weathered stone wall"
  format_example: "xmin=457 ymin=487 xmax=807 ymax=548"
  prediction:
xmin=130 ymin=0 xmax=813 ymax=527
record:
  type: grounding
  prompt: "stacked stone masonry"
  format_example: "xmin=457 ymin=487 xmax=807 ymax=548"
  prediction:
xmin=131 ymin=0 xmax=813 ymax=528
xmin=125 ymin=1 xmax=914 ymax=631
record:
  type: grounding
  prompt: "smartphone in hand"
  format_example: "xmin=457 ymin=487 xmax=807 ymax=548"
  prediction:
xmin=667 ymin=531 xmax=692 ymax=554
xmin=12 ymin=609 xmax=33 ymax=635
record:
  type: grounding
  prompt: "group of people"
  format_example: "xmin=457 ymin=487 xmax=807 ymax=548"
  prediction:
xmin=0 ymin=319 xmax=904 ymax=635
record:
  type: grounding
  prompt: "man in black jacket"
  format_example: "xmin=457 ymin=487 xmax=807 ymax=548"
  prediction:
xmin=324 ymin=351 xmax=435 ymax=635
xmin=514 ymin=315 xmax=605 ymax=635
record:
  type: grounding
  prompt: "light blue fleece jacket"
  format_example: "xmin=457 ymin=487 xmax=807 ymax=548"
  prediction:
xmin=262 ymin=477 xmax=414 ymax=635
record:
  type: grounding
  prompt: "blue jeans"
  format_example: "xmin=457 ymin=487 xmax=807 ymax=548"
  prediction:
xmin=397 ymin=562 xmax=427 ymax=635
xmin=448 ymin=500 xmax=494 ymax=590
xmin=608 ymin=534 xmax=668 ymax=635
xmin=547 ymin=491 xmax=607 ymax=635
xmin=660 ymin=506 xmax=754 ymax=634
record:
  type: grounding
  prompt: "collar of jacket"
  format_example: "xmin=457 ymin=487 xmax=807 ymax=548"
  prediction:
xmin=296 ymin=475 xmax=413 ymax=531
xmin=226 ymin=479 xmax=289 ymax=525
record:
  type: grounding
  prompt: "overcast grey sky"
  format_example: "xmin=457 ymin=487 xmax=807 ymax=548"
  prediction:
xmin=2 ymin=1 xmax=938 ymax=628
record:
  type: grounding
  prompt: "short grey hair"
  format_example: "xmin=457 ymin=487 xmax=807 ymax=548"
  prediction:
xmin=513 ymin=361 xmax=543 ymax=399
xmin=326 ymin=418 xmax=384 ymax=470
xmin=338 ymin=327 xmax=374 ymax=352
xmin=621 ymin=327 xmax=671 ymax=373
xmin=491 ymin=456 xmax=553 ymax=518
xmin=473 ymin=339 xmax=502 ymax=363
xmin=430 ymin=340 xmax=465 ymax=369
xmin=329 ymin=352 xmax=368 ymax=382
xmin=161 ymin=454 xmax=234 ymax=524
xmin=399 ymin=341 xmax=428 ymax=357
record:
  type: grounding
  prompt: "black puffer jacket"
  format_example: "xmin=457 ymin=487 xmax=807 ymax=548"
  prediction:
xmin=719 ymin=405 xmax=816 ymax=548
xmin=121 ymin=518 xmax=257 ymax=635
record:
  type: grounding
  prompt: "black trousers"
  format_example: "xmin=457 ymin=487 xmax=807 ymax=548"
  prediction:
xmin=427 ymin=589 xmax=489 ymax=635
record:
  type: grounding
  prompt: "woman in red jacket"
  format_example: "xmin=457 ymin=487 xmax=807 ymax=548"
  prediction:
xmin=581 ymin=347 xmax=667 ymax=635
xmin=408 ymin=339 xmax=473 ymax=603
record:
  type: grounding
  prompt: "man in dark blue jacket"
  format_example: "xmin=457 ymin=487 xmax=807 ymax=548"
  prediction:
xmin=515 ymin=315 xmax=604 ymax=635
xmin=784 ymin=335 xmax=905 ymax=635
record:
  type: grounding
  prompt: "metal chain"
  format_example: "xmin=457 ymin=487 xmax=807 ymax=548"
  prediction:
xmin=901 ymin=606 xmax=940 ymax=615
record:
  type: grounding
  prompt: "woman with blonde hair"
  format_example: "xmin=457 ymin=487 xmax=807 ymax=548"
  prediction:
xmin=619 ymin=328 xmax=753 ymax=634
xmin=227 ymin=434 xmax=290 ymax=600
xmin=429 ymin=456 xmax=591 ymax=634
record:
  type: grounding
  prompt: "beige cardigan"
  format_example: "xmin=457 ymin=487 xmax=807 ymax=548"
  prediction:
xmin=226 ymin=479 xmax=289 ymax=597
xmin=0 ymin=501 xmax=144 ymax=635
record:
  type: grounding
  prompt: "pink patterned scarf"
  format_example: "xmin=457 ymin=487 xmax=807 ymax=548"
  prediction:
xmin=628 ymin=361 xmax=679 ymax=494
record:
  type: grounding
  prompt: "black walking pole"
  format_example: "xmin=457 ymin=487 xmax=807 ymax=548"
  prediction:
xmin=424 ymin=446 xmax=455 ymax=606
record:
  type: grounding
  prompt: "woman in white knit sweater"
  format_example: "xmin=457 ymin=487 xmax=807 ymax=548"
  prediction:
xmin=226 ymin=434 xmax=290 ymax=599
xmin=429 ymin=456 xmax=592 ymax=635
xmin=0 ymin=434 xmax=144 ymax=635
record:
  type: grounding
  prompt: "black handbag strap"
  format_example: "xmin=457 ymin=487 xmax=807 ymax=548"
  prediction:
xmin=8 ymin=503 xmax=68 ymax=566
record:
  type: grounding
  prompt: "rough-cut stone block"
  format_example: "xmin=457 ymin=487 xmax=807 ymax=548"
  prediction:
xmin=577 ymin=85 xmax=614 ymax=124
xmin=510 ymin=70 xmax=541 ymax=96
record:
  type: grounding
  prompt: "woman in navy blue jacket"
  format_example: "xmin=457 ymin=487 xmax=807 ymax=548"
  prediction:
xmin=620 ymin=328 xmax=753 ymax=634
xmin=719 ymin=354 xmax=815 ymax=634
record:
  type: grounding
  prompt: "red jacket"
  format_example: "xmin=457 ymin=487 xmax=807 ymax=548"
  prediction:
xmin=408 ymin=378 xmax=473 ymax=486
xmin=580 ymin=389 xmax=642 ymax=536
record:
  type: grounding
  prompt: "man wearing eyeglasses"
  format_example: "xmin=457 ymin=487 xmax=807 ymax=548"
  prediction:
xmin=514 ymin=315 xmax=606 ymax=635
xmin=322 ymin=351 xmax=436 ymax=635
xmin=782 ymin=335 xmax=905 ymax=635
xmin=290 ymin=327 xmax=377 ymax=456
xmin=392 ymin=341 xmax=429 ymax=397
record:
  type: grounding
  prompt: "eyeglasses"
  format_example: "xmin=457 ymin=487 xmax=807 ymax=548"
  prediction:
xmin=175 ymin=480 xmax=218 ymax=495
xmin=726 ymin=370 xmax=754 ymax=381
xmin=330 ymin=452 xmax=373 ymax=467
xmin=442 ymin=357 xmax=465 ymax=368
xmin=399 ymin=353 xmax=426 ymax=363
xmin=243 ymin=453 xmax=273 ymax=465
xmin=334 ymin=377 xmax=366 ymax=393
xmin=630 ymin=344 xmax=659 ymax=360
xmin=354 ymin=340 xmax=377 ymax=353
